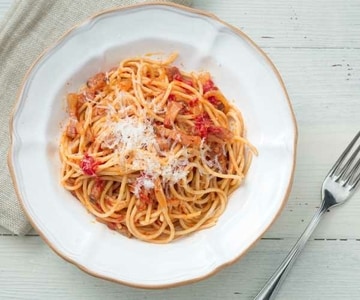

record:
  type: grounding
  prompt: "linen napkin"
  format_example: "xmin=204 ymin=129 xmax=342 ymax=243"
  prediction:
xmin=0 ymin=0 xmax=193 ymax=235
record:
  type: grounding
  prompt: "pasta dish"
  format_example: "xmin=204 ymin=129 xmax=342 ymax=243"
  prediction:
xmin=60 ymin=53 xmax=255 ymax=243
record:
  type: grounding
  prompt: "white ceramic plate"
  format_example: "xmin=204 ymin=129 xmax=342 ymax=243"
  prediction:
xmin=9 ymin=3 xmax=297 ymax=288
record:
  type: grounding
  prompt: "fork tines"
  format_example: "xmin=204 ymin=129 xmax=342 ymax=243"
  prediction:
xmin=329 ymin=131 xmax=360 ymax=188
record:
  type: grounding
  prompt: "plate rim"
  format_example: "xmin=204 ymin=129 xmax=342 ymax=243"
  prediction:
xmin=8 ymin=2 xmax=298 ymax=289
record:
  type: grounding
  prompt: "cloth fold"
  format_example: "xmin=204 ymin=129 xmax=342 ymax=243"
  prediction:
xmin=0 ymin=0 xmax=192 ymax=235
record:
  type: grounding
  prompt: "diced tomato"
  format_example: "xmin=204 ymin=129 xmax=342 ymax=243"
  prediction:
xmin=173 ymin=73 xmax=193 ymax=87
xmin=189 ymin=98 xmax=199 ymax=107
xmin=80 ymin=154 xmax=99 ymax=176
xmin=167 ymin=94 xmax=176 ymax=102
xmin=166 ymin=66 xmax=194 ymax=87
xmin=207 ymin=126 xmax=222 ymax=135
xmin=207 ymin=96 xmax=220 ymax=106
xmin=203 ymin=79 xmax=217 ymax=93
xmin=194 ymin=113 xmax=232 ymax=141
xmin=207 ymin=95 xmax=225 ymax=111
xmin=194 ymin=113 xmax=213 ymax=138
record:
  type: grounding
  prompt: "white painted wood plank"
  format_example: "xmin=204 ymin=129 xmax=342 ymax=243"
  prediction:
xmin=265 ymin=48 xmax=360 ymax=126
xmin=192 ymin=0 xmax=360 ymax=48
xmin=0 ymin=236 xmax=359 ymax=299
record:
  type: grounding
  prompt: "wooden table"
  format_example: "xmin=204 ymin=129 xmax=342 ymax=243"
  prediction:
xmin=1 ymin=1 xmax=359 ymax=299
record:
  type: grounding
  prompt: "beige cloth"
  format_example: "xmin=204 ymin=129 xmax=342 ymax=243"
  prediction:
xmin=0 ymin=0 xmax=192 ymax=235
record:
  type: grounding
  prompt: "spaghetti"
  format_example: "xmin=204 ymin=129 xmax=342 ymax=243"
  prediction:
xmin=60 ymin=53 xmax=256 ymax=243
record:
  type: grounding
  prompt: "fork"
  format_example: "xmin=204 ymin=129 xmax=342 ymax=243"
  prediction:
xmin=254 ymin=131 xmax=360 ymax=300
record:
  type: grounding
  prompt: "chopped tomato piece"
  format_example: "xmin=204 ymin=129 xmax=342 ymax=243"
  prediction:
xmin=167 ymin=94 xmax=176 ymax=102
xmin=189 ymin=98 xmax=199 ymax=107
xmin=80 ymin=154 xmax=99 ymax=176
xmin=194 ymin=113 xmax=213 ymax=138
xmin=173 ymin=72 xmax=193 ymax=86
xmin=207 ymin=96 xmax=220 ymax=106
xmin=194 ymin=113 xmax=233 ymax=141
xmin=206 ymin=94 xmax=226 ymax=111
xmin=166 ymin=66 xmax=193 ymax=86
xmin=203 ymin=79 xmax=217 ymax=93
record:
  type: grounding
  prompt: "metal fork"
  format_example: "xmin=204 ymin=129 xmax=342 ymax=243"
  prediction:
xmin=255 ymin=131 xmax=360 ymax=300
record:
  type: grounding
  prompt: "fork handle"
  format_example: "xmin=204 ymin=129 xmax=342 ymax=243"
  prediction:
xmin=254 ymin=201 xmax=329 ymax=300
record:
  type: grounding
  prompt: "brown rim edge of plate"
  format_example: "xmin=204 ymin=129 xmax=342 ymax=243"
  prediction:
xmin=7 ymin=1 xmax=298 ymax=290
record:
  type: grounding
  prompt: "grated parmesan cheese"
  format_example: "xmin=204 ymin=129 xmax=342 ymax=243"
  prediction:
xmin=97 ymin=107 xmax=191 ymax=197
